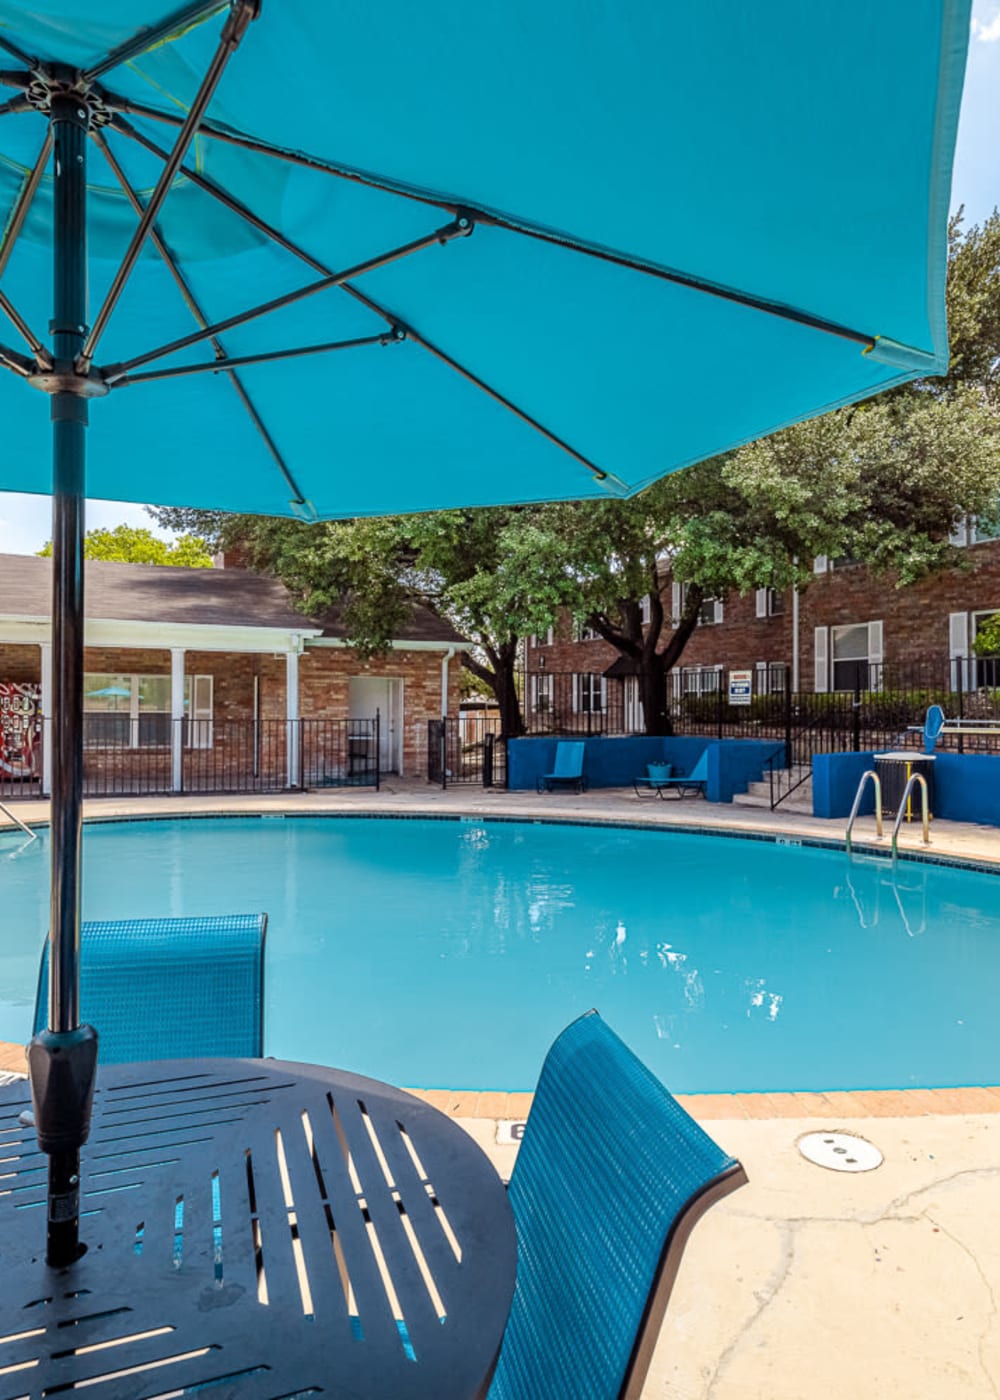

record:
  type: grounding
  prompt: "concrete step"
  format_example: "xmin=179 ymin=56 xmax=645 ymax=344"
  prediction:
xmin=744 ymin=775 xmax=812 ymax=800
xmin=732 ymin=790 xmax=814 ymax=814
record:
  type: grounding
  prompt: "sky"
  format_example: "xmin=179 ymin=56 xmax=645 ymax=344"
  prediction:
xmin=0 ymin=3 xmax=998 ymax=559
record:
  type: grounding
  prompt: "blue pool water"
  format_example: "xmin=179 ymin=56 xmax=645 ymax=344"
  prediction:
xmin=2 ymin=816 xmax=999 ymax=1092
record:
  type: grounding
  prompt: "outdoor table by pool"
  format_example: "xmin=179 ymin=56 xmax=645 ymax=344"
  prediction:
xmin=0 ymin=1059 xmax=516 ymax=1399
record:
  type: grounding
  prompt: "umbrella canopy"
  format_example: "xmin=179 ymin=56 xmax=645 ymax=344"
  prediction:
xmin=0 ymin=1 xmax=970 ymax=520
xmin=0 ymin=0 xmax=971 ymax=1268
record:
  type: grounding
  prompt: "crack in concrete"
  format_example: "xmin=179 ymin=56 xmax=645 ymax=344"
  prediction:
xmin=703 ymin=1220 xmax=798 ymax=1400
xmin=926 ymin=1211 xmax=1000 ymax=1400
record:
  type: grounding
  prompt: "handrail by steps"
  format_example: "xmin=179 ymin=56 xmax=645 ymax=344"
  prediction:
xmin=0 ymin=801 xmax=37 ymax=843
xmin=891 ymin=773 xmax=930 ymax=863
xmin=845 ymin=770 xmax=883 ymax=856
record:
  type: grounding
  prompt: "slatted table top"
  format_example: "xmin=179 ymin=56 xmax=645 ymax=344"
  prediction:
xmin=0 ymin=1059 xmax=517 ymax=1400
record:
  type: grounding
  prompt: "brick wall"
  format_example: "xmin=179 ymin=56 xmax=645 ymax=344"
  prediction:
xmin=0 ymin=641 xmax=459 ymax=786
xmin=526 ymin=541 xmax=1000 ymax=693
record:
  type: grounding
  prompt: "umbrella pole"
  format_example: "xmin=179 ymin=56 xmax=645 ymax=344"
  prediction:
xmin=26 ymin=90 xmax=98 ymax=1270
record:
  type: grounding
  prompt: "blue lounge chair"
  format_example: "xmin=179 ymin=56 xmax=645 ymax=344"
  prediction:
xmin=651 ymin=748 xmax=710 ymax=799
xmin=34 ymin=915 xmax=267 ymax=1064
xmin=633 ymin=761 xmax=673 ymax=797
xmin=488 ymin=1011 xmax=746 ymax=1400
xmin=537 ymin=741 xmax=587 ymax=793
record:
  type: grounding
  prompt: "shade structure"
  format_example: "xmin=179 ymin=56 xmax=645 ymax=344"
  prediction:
xmin=0 ymin=1 xmax=971 ymax=519
xmin=0 ymin=0 xmax=971 ymax=1268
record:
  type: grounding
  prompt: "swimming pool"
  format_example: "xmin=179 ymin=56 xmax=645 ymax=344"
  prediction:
xmin=2 ymin=815 xmax=998 ymax=1092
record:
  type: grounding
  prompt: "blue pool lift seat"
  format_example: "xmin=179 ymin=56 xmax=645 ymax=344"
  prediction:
xmin=536 ymin=741 xmax=587 ymax=794
xmin=649 ymin=749 xmax=710 ymax=799
xmin=488 ymin=1010 xmax=747 ymax=1400
xmin=34 ymin=915 xmax=267 ymax=1065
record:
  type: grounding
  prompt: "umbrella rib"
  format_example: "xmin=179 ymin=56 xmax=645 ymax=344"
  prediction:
xmin=0 ymin=338 xmax=34 ymax=376
xmin=105 ymin=118 xmax=618 ymax=487
xmin=99 ymin=91 xmax=458 ymax=215
xmin=339 ymin=282 xmax=621 ymax=488
xmin=113 ymin=334 xmax=393 ymax=384
xmin=0 ymin=288 xmax=50 ymax=364
xmin=0 ymin=33 xmax=39 ymax=73
xmin=112 ymin=114 xmax=333 ymax=277
xmin=101 ymin=221 xmax=467 ymax=380
xmin=0 ymin=131 xmax=53 ymax=282
xmin=83 ymin=0 xmax=231 ymax=82
xmin=78 ymin=0 xmax=261 ymax=373
xmin=93 ymin=125 xmax=311 ymax=508
xmin=98 ymin=91 xmax=877 ymax=351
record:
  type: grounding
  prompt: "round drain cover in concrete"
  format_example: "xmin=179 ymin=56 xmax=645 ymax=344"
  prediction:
xmin=797 ymin=1131 xmax=883 ymax=1172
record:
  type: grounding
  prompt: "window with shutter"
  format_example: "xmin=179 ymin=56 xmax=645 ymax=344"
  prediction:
xmin=949 ymin=612 xmax=970 ymax=692
xmin=814 ymin=627 xmax=829 ymax=692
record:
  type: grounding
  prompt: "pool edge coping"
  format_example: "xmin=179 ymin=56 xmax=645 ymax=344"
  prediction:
xmin=6 ymin=798 xmax=1000 ymax=1112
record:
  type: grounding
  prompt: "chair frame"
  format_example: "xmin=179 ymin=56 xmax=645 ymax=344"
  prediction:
xmin=619 ymin=1161 xmax=748 ymax=1398
xmin=633 ymin=764 xmax=674 ymax=799
xmin=645 ymin=751 xmax=709 ymax=801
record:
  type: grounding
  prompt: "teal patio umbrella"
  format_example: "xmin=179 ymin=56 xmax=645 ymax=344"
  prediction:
xmin=0 ymin=0 xmax=971 ymax=1264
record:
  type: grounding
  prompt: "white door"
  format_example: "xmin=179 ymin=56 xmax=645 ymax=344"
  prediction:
xmin=349 ymin=677 xmax=403 ymax=773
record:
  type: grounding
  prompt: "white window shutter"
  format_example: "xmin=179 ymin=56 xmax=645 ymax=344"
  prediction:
xmin=755 ymin=588 xmax=768 ymax=618
xmin=867 ymin=621 xmax=884 ymax=693
xmin=949 ymin=517 xmax=969 ymax=548
xmin=714 ymin=599 xmax=724 ymax=624
xmin=546 ymin=625 xmax=554 ymax=646
xmin=867 ymin=621 xmax=883 ymax=663
xmin=571 ymin=675 xmax=580 ymax=712
xmin=813 ymin=556 xmax=828 ymax=574
xmin=814 ymin=626 xmax=829 ymax=693
xmin=949 ymin=612 xmax=969 ymax=658
xmin=599 ymin=677 xmax=608 ymax=709
xmin=671 ymin=581 xmax=682 ymax=626
xmin=755 ymin=661 xmax=767 ymax=692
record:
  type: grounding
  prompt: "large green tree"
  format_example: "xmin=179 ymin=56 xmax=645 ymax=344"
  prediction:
xmin=148 ymin=505 xmax=572 ymax=736
xmin=532 ymin=211 xmax=1000 ymax=732
xmin=38 ymin=523 xmax=213 ymax=567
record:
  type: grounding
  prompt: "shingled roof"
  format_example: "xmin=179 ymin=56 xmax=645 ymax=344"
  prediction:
xmin=0 ymin=553 xmax=465 ymax=645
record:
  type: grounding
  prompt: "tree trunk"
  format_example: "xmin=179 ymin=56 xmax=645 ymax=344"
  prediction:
xmin=638 ymin=652 xmax=671 ymax=736
xmin=462 ymin=644 xmax=525 ymax=739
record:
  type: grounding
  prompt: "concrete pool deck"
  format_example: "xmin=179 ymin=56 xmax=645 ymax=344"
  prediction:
xmin=5 ymin=783 xmax=1000 ymax=1395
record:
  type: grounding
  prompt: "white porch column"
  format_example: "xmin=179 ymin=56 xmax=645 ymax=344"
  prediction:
xmin=286 ymin=642 xmax=300 ymax=788
xmin=170 ymin=647 xmax=185 ymax=793
xmin=40 ymin=642 xmax=53 ymax=796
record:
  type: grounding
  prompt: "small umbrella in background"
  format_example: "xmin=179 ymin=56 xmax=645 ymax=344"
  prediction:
xmin=0 ymin=0 xmax=972 ymax=1264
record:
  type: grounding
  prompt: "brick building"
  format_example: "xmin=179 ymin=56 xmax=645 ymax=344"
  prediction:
xmin=525 ymin=529 xmax=1000 ymax=721
xmin=0 ymin=554 xmax=463 ymax=792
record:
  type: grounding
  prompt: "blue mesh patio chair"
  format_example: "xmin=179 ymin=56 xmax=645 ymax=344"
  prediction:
xmin=536 ymin=741 xmax=587 ymax=794
xmin=633 ymin=761 xmax=673 ymax=798
xmin=489 ymin=1011 xmax=746 ymax=1400
xmin=34 ymin=915 xmax=267 ymax=1065
xmin=650 ymin=748 xmax=710 ymax=799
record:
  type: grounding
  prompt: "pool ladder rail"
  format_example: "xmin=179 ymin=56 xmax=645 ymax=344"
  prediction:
xmin=845 ymin=770 xmax=930 ymax=863
xmin=0 ymin=802 xmax=36 ymax=845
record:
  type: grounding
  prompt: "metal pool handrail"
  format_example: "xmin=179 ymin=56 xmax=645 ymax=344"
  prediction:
xmin=845 ymin=770 xmax=883 ymax=856
xmin=0 ymin=802 xmax=36 ymax=843
xmin=891 ymin=773 xmax=930 ymax=863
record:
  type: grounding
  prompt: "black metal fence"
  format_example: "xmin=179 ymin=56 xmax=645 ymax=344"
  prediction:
xmin=439 ymin=657 xmax=1000 ymax=795
xmin=0 ymin=717 xmax=381 ymax=800
xmin=429 ymin=715 xmax=508 ymax=788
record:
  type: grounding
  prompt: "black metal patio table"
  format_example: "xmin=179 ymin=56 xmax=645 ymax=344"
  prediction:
xmin=0 ymin=1059 xmax=517 ymax=1400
